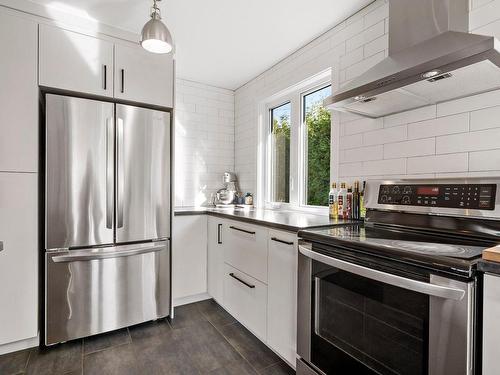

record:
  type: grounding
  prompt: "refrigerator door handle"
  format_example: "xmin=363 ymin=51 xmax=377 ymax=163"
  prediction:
xmin=51 ymin=242 xmax=167 ymax=263
xmin=106 ymin=118 xmax=114 ymax=229
xmin=116 ymin=118 xmax=124 ymax=229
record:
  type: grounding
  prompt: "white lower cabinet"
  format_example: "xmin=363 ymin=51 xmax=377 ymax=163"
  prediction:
xmin=172 ymin=215 xmax=208 ymax=305
xmin=208 ymin=217 xmax=225 ymax=304
xmin=267 ymin=230 xmax=298 ymax=366
xmin=207 ymin=216 xmax=298 ymax=367
xmin=0 ymin=173 xmax=38 ymax=345
xmin=483 ymin=274 xmax=500 ymax=374
xmin=223 ymin=263 xmax=267 ymax=341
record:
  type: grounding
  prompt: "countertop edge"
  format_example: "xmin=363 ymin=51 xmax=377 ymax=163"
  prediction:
xmin=478 ymin=260 xmax=500 ymax=276
xmin=174 ymin=208 xmax=353 ymax=232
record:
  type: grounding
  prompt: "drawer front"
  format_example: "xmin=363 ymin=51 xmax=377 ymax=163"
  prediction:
xmin=224 ymin=220 xmax=268 ymax=283
xmin=223 ymin=263 xmax=267 ymax=341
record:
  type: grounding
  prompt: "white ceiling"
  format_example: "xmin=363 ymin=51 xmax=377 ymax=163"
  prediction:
xmin=27 ymin=0 xmax=373 ymax=89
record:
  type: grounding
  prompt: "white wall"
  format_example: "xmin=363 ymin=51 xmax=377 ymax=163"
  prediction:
xmin=175 ymin=79 xmax=235 ymax=207
xmin=235 ymin=0 xmax=500 ymax=197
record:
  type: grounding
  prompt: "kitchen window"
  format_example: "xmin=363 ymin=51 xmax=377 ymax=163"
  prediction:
xmin=270 ymin=102 xmax=291 ymax=203
xmin=261 ymin=70 xmax=332 ymax=210
xmin=303 ymin=85 xmax=332 ymax=206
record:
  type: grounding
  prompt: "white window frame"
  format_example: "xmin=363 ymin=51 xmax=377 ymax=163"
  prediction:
xmin=257 ymin=69 xmax=332 ymax=213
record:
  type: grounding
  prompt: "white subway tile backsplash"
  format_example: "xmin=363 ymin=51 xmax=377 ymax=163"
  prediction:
xmin=175 ymin=79 xmax=234 ymax=207
xmin=364 ymin=2 xmax=389 ymax=27
xmin=469 ymin=149 xmax=500 ymax=171
xmin=342 ymin=145 xmax=383 ymax=162
xmin=340 ymin=47 xmax=364 ymax=70
xmin=383 ymin=105 xmax=436 ymax=128
xmin=343 ymin=117 xmax=383 ymax=135
xmin=407 ymin=113 xmax=469 ymax=139
xmin=362 ymin=158 xmax=406 ymax=176
xmin=363 ymin=125 xmax=407 ymax=146
xmin=470 ymin=105 xmax=500 ymax=130
xmin=437 ymin=89 xmax=500 ymax=117
xmin=407 ymin=153 xmax=468 ymax=174
xmin=384 ymin=138 xmax=435 ymax=159
xmin=339 ymin=162 xmax=363 ymax=177
xmin=339 ymin=133 xmax=363 ymax=150
xmin=436 ymin=128 xmax=500 ymax=154
xmin=234 ymin=0 xmax=500 ymax=196
xmin=469 ymin=0 xmax=500 ymax=30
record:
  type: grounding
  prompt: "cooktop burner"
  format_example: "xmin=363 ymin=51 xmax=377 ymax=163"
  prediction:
xmin=303 ymin=225 xmax=487 ymax=260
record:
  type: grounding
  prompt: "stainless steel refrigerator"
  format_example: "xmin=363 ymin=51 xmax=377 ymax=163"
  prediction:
xmin=44 ymin=94 xmax=171 ymax=345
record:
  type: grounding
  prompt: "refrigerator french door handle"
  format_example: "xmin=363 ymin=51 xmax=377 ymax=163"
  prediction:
xmin=51 ymin=243 xmax=167 ymax=263
xmin=116 ymin=118 xmax=124 ymax=229
xmin=106 ymin=118 xmax=114 ymax=229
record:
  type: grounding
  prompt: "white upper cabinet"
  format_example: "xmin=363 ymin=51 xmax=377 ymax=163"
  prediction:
xmin=0 ymin=10 xmax=38 ymax=172
xmin=39 ymin=24 xmax=114 ymax=97
xmin=114 ymin=43 xmax=174 ymax=108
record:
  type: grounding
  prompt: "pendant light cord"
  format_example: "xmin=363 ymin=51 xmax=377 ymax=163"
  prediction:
xmin=151 ymin=0 xmax=162 ymax=19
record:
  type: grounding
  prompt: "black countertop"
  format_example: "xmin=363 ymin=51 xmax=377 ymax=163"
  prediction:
xmin=174 ymin=207 xmax=355 ymax=232
xmin=478 ymin=260 xmax=500 ymax=276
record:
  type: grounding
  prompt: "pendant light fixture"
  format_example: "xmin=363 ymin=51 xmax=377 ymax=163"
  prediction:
xmin=141 ymin=0 xmax=173 ymax=54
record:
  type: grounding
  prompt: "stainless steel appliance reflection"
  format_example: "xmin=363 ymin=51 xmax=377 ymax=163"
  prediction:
xmin=44 ymin=94 xmax=171 ymax=345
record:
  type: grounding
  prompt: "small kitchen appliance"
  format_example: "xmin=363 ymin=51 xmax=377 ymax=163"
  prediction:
xmin=297 ymin=178 xmax=500 ymax=375
xmin=215 ymin=172 xmax=239 ymax=206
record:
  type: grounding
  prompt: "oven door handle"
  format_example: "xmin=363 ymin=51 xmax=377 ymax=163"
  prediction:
xmin=299 ymin=245 xmax=466 ymax=301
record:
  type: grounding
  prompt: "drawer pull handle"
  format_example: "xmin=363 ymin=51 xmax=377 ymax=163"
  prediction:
xmin=229 ymin=226 xmax=255 ymax=235
xmin=217 ymin=223 xmax=222 ymax=244
xmin=271 ymin=237 xmax=294 ymax=246
xmin=229 ymin=272 xmax=255 ymax=289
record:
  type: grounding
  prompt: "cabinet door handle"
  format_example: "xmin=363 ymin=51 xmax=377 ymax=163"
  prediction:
xmin=271 ymin=237 xmax=294 ymax=246
xmin=120 ymin=69 xmax=125 ymax=93
xmin=229 ymin=226 xmax=255 ymax=235
xmin=102 ymin=64 xmax=107 ymax=90
xmin=217 ymin=224 xmax=222 ymax=244
xmin=229 ymin=273 xmax=255 ymax=289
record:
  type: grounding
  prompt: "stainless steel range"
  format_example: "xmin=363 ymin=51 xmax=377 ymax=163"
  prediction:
xmin=297 ymin=178 xmax=500 ymax=375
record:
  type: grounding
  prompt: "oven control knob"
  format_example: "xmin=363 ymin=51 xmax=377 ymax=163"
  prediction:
xmin=382 ymin=186 xmax=390 ymax=194
xmin=381 ymin=195 xmax=388 ymax=203
xmin=402 ymin=195 xmax=411 ymax=204
xmin=392 ymin=186 xmax=400 ymax=194
xmin=403 ymin=186 xmax=412 ymax=194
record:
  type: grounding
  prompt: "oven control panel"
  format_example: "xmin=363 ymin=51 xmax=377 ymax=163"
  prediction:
xmin=377 ymin=184 xmax=497 ymax=210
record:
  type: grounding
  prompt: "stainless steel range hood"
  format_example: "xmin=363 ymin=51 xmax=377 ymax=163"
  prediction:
xmin=326 ymin=0 xmax=500 ymax=118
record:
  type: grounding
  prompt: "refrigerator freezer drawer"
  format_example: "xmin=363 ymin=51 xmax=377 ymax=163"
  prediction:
xmin=45 ymin=241 xmax=170 ymax=345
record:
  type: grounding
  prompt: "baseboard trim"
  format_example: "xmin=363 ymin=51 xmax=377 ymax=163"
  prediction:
xmin=173 ymin=292 xmax=211 ymax=308
xmin=0 ymin=335 xmax=39 ymax=355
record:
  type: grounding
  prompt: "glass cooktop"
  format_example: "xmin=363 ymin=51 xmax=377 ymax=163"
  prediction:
xmin=302 ymin=224 xmax=488 ymax=260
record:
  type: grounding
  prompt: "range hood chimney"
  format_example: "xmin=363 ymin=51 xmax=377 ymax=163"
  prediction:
xmin=325 ymin=0 xmax=500 ymax=118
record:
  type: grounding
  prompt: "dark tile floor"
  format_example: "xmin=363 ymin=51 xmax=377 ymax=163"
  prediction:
xmin=0 ymin=299 xmax=295 ymax=375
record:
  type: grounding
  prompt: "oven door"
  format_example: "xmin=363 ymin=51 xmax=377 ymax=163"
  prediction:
xmin=297 ymin=242 xmax=475 ymax=375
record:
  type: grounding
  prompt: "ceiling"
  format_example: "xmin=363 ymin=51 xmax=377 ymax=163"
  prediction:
xmin=27 ymin=0 xmax=373 ymax=89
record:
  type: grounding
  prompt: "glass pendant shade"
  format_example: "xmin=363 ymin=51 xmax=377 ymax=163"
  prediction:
xmin=141 ymin=6 xmax=173 ymax=54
